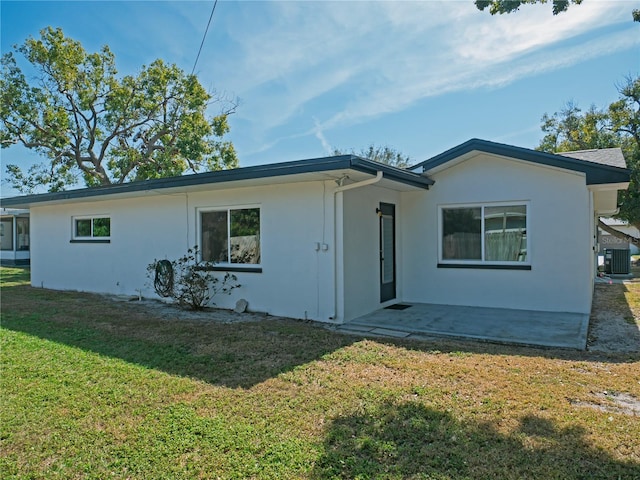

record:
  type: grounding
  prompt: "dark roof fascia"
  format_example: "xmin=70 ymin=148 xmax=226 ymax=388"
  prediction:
xmin=411 ymin=138 xmax=630 ymax=185
xmin=350 ymin=157 xmax=434 ymax=189
xmin=0 ymin=155 xmax=432 ymax=208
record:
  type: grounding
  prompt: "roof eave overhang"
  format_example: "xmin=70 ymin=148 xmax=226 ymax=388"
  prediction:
xmin=0 ymin=155 xmax=433 ymax=209
xmin=350 ymin=157 xmax=434 ymax=190
xmin=414 ymin=139 xmax=631 ymax=186
xmin=588 ymin=182 xmax=630 ymax=192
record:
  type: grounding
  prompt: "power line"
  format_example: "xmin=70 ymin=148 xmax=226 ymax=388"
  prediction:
xmin=191 ymin=0 xmax=218 ymax=75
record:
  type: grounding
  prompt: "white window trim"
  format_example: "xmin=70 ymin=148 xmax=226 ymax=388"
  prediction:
xmin=197 ymin=205 xmax=262 ymax=268
xmin=71 ymin=215 xmax=111 ymax=240
xmin=438 ymin=201 xmax=530 ymax=267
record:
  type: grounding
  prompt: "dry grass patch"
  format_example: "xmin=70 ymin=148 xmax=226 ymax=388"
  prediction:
xmin=623 ymin=277 xmax=640 ymax=325
xmin=1 ymin=267 xmax=639 ymax=479
xmin=589 ymin=278 xmax=640 ymax=353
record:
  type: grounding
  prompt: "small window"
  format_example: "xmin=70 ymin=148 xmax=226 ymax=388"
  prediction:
xmin=440 ymin=203 xmax=528 ymax=266
xmin=73 ymin=216 xmax=111 ymax=240
xmin=201 ymin=207 xmax=260 ymax=265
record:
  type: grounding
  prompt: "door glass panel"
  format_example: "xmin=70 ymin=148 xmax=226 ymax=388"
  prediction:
xmin=382 ymin=215 xmax=394 ymax=284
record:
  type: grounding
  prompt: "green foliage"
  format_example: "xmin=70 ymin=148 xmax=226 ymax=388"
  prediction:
xmin=1 ymin=268 xmax=640 ymax=478
xmin=75 ymin=219 xmax=91 ymax=237
xmin=333 ymin=144 xmax=412 ymax=168
xmin=230 ymin=208 xmax=260 ymax=237
xmin=147 ymin=246 xmax=240 ymax=310
xmin=475 ymin=0 xmax=581 ymax=16
xmin=475 ymin=0 xmax=639 ymax=22
xmin=1 ymin=27 xmax=239 ymax=193
xmin=442 ymin=208 xmax=481 ymax=236
xmin=610 ymin=78 xmax=640 ymax=227
xmin=0 ymin=266 xmax=30 ymax=286
xmin=92 ymin=218 xmax=110 ymax=237
xmin=0 ymin=267 xmax=640 ymax=480
xmin=537 ymin=76 xmax=640 ymax=229
xmin=538 ymin=103 xmax=620 ymax=152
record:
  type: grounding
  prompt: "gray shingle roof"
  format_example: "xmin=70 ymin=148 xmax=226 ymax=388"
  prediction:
xmin=560 ymin=148 xmax=626 ymax=168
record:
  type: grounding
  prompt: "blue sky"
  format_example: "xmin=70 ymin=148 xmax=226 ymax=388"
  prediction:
xmin=1 ymin=1 xmax=638 ymax=195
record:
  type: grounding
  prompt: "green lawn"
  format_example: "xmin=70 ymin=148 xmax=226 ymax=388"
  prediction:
xmin=1 ymin=266 xmax=639 ymax=479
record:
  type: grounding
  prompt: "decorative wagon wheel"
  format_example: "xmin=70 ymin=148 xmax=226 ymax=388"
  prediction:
xmin=154 ymin=260 xmax=174 ymax=297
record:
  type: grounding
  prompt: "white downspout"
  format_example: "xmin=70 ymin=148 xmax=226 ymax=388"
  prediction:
xmin=335 ymin=171 xmax=384 ymax=193
xmin=330 ymin=171 xmax=384 ymax=321
xmin=590 ymin=190 xmax=596 ymax=285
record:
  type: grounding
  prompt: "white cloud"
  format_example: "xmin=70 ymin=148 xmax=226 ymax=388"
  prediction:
xmin=451 ymin=0 xmax=628 ymax=63
xmin=40 ymin=0 xmax=635 ymax=159
xmin=4 ymin=0 xmax=634 ymax=165
xmin=213 ymin=2 xmax=469 ymax=129
xmin=216 ymin=0 xmax=635 ymax=140
xmin=313 ymin=117 xmax=333 ymax=155
xmin=318 ymin=26 xmax=639 ymax=131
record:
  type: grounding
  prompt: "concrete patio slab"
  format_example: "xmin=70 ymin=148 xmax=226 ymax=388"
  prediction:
xmin=369 ymin=328 xmax=412 ymax=338
xmin=337 ymin=303 xmax=589 ymax=349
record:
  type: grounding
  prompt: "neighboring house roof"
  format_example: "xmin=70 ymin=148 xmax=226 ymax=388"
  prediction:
xmin=0 ymin=154 xmax=433 ymax=208
xmin=0 ymin=208 xmax=29 ymax=216
xmin=559 ymin=148 xmax=627 ymax=169
xmin=412 ymin=138 xmax=630 ymax=185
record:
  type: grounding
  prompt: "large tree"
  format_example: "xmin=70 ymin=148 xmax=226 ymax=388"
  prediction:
xmin=333 ymin=144 xmax=412 ymax=168
xmin=1 ymin=27 xmax=238 ymax=193
xmin=536 ymin=76 xmax=640 ymax=241
xmin=475 ymin=0 xmax=640 ymax=22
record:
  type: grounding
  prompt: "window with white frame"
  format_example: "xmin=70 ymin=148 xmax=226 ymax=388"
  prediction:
xmin=200 ymin=207 xmax=261 ymax=265
xmin=73 ymin=216 xmax=111 ymax=240
xmin=440 ymin=203 xmax=528 ymax=265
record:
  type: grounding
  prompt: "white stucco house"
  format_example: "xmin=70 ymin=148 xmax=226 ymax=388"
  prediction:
xmin=0 ymin=139 xmax=629 ymax=330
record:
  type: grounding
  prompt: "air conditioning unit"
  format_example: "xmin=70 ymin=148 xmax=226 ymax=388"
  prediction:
xmin=604 ymin=249 xmax=630 ymax=275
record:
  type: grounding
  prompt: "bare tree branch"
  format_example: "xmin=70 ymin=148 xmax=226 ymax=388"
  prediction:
xmin=598 ymin=219 xmax=640 ymax=245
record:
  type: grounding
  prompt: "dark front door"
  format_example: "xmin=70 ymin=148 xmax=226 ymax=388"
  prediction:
xmin=379 ymin=202 xmax=396 ymax=302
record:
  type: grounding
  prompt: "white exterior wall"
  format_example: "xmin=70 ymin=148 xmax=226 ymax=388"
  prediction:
xmin=30 ymin=180 xmax=340 ymax=322
xmin=30 ymin=195 xmax=189 ymax=294
xmin=341 ymin=185 xmax=402 ymax=321
xmin=0 ymin=250 xmax=30 ymax=263
xmin=402 ymin=154 xmax=593 ymax=314
xmin=26 ymin=153 xmax=600 ymax=322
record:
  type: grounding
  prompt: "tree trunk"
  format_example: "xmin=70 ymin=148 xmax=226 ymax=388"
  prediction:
xmin=597 ymin=218 xmax=640 ymax=246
